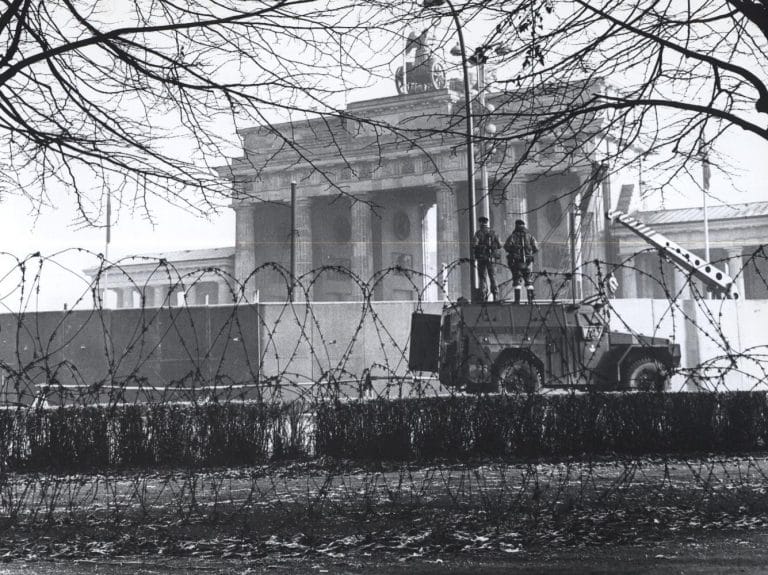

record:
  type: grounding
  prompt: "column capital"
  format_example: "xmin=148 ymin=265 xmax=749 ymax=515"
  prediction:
xmin=422 ymin=181 xmax=457 ymax=196
xmin=232 ymin=201 xmax=257 ymax=213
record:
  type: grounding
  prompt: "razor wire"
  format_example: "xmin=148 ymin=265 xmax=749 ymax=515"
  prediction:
xmin=0 ymin=246 xmax=764 ymax=558
xmin=0 ymin=247 xmax=764 ymax=405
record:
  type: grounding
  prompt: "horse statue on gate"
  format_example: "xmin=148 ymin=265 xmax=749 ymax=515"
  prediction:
xmin=395 ymin=29 xmax=447 ymax=94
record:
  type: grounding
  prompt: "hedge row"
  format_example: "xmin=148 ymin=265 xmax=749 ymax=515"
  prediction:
xmin=0 ymin=402 xmax=310 ymax=472
xmin=3 ymin=392 xmax=767 ymax=472
xmin=315 ymin=392 xmax=768 ymax=460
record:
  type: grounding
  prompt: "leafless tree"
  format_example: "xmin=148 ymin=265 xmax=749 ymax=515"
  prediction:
xmin=0 ymin=0 xmax=424 ymax=225
xmin=462 ymin=0 xmax=768 ymax=200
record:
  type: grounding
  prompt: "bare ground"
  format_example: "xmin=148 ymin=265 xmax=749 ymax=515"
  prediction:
xmin=2 ymin=530 xmax=768 ymax=574
xmin=1 ymin=457 xmax=768 ymax=572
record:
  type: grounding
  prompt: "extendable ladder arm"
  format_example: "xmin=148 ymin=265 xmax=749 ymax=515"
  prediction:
xmin=606 ymin=210 xmax=739 ymax=299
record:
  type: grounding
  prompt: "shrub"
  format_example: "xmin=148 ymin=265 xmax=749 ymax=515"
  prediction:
xmin=314 ymin=392 xmax=768 ymax=461
xmin=0 ymin=401 xmax=310 ymax=473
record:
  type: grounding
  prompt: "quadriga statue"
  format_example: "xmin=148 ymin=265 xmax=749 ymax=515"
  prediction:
xmin=395 ymin=29 xmax=447 ymax=95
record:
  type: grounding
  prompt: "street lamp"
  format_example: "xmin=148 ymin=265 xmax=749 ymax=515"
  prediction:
xmin=423 ymin=0 xmax=479 ymax=301
xmin=422 ymin=0 xmax=502 ymax=303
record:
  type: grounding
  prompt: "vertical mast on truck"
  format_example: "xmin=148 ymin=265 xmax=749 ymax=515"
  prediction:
xmin=606 ymin=210 xmax=739 ymax=299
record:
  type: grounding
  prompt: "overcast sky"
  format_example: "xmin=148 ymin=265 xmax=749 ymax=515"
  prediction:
xmin=0 ymin=3 xmax=766 ymax=312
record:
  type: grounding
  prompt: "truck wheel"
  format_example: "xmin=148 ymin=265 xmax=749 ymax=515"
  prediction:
xmin=622 ymin=356 xmax=670 ymax=392
xmin=493 ymin=356 xmax=542 ymax=394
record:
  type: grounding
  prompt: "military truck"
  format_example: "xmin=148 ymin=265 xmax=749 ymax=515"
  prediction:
xmin=409 ymin=299 xmax=681 ymax=393
xmin=408 ymin=209 xmax=740 ymax=393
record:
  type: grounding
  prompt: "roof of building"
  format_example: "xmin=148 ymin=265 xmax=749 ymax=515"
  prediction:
xmin=82 ymin=246 xmax=236 ymax=278
xmin=132 ymin=246 xmax=236 ymax=262
xmin=635 ymin=201 xmax=768 ymax=225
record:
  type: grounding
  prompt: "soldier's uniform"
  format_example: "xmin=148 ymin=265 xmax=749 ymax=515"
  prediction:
xmin=473 ymin=217 xmax=501 ymax=302
xmin=504 ymin=220 xmax=539 ymax=304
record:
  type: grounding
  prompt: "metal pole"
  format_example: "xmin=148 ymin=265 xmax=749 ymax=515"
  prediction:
xmin=569 ymin=207 xmax=576 ymax=302
xmin=701 ymin=141 xmax=711 ymax=298
xmin=445 ymin=0 xmax=478 ymax=303
xmin=703 ymin=186 xmax=710 ymax=262
xmin=290 ymin=181 xmax=297 ymax=302
xmin=103 ymin=191 xmax=111 ymax=309
xmin=477 ymin=62 xmax=490 ymax=225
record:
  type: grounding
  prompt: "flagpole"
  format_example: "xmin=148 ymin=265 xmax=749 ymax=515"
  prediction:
xmin=701 ymin=142 xmax=711 ymax=262
xmin=700 ymin=139 xmax=711 ymax=298
xmin=703 ymin=189 xmax=710 ymax=262
xmin=105 ymin=191 xmax=111 ymax=263
xmin=103 ymin=192 xmax=111 ymax=309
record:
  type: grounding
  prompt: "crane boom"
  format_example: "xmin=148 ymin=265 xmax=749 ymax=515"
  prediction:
xmin=606 ymin=210 xmax=738 ymax=299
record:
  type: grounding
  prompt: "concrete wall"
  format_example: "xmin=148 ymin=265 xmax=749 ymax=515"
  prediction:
xmin=259 ymin=299 xmax=768 ymax=393
xmin=610 ymin=299 xmax=768 ymax=391
xmin=0 ymin=306 xmax=262 ymax=404
xmin=2 ymin=299 xmax=764 ymax=403
xmin=258 ymin=300 xmax=446 ymax=398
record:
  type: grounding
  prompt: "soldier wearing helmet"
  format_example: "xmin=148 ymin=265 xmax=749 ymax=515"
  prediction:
xmin=504 ymin=219 xmax=539 ymax=304
xmin=472 ymin=216 xmax=501 ymax=302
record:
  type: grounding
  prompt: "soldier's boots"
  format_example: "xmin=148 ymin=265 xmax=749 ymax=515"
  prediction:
xmin=513 ymin=288 xmax=522 ymax=305
xmin=527 ymin=286 xmax=535 ymax=304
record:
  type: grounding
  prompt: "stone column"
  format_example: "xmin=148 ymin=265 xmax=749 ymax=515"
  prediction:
xmin=142 ymin=286 xmax=156 ymax=308
xmin=503 ymin=180 xmax=527 ymax=236
xmin=162 ymin=285 xmax=182 ymax=307
xmin=113 ymin=288 xmax=125 ymax=309
xmin=351 ymin=199 xmax=373 ymax=287
xmin=724 ymin=248 xmax=746 ymax=299
xmin=217 ymin=280 xmax=232 ymax=305
xmin=497 ymin=179 xmax=528 ymax=297
xmin=185 ymin=285 xmax=198 ymax=307
xmin=617 ymin=252 xmax=638 ymax=298
xmin=234 ymin=203 xmax=257 ymax=302
xmin=435 ymin=184 xmax=461 ymax=300
xmin=294 ymin=198 xmax=314 ymax=301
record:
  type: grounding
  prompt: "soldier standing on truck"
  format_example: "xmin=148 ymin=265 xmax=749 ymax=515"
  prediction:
xmin=473 ymin=216 xmax=501 ymax=302
xmin=504 ymin=219 xmax=539 ymax=304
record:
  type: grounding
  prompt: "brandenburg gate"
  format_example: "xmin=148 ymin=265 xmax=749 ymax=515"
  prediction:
xmin=221 ymin=33 xmax=610 ymax=303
